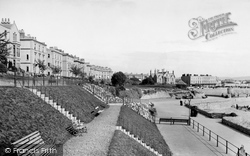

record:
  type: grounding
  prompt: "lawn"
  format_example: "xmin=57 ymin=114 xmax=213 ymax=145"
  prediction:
xmin=115 ymin=105 xmax=172 ymax=156
xmin=36 ymin=86 xmax=109 ymax=123
xmin=108 ymin=130 xmax=156 ymax=156
xmin=0 ymin=87 xmax=72 ymax=146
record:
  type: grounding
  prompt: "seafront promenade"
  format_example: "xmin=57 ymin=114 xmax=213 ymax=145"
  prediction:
xmin=148 ymin=97 xmax=249 ymax=156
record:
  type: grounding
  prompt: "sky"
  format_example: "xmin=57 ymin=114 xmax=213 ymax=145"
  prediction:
xmin=0 ymin=0 xmax=250 ymax=78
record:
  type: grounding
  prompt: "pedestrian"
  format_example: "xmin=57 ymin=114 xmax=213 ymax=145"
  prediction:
xmin=238 ymin=145 xmax=246 ymax=156
xmin=180 ymin=98 xmax=183 ymax=106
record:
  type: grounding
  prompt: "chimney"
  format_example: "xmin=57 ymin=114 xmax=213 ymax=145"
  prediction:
xmin=1 ymin=18 xmax=3 ymax=24
xmin=150 ymin=70 xmax=152 ymax=76
xmin=172 ymin=70 xmax=174 ymax=74
xmin=19 ymin=29 xmax=25 ymax=38
xmin=8 ymin=18 xmax=10 ymax=24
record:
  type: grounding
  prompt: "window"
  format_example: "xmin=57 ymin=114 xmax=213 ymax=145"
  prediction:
xmin=48 ymin=54 xmax=50 ymax=58
xmin=26 ymin=66 xmax=29 ymax=72
xmin=27 ymin=54 xmax=29 ymax=60
xmin=48 ymin=63 xmax=50 ymax=67
xmin=13 ymin=45 xmax=16 ymax=56
xmin=34 ymin=44 xmax=36 ymax=50
xmin=17 ymin=48 xmax=20 ymax=57
xmin=13 ymin=33 xmax=17 ymax=41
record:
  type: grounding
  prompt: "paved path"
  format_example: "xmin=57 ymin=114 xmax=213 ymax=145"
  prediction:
xmin=63 ymin=104 xmax=121 ymax=156
xmin=149 ymin=98 xmax=235 ymax=156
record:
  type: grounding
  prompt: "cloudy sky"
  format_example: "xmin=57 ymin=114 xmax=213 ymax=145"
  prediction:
xmin=0 ymin=0 xmax=249 ymax=77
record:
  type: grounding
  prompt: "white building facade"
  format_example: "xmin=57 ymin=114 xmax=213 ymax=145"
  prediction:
xmin=0 ymin=18 xmax=21 ymax=69
xmin=19 ymin=29 xmax=47 ymax=75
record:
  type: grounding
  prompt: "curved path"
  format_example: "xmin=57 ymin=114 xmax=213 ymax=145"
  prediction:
xmin=63 ymin=103 xmax=122 ymax=156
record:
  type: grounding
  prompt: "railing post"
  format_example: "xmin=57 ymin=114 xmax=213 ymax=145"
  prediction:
xmin=28 ymin=74 xmax=30 ymax=87
xmin=14 ymin=71 xmax=16 ymax=87
xmin=226 ymin=141 xmax=228 ymax=154
xmin=209 ymin=130 xmax=211 ymax=141
xmin=43 ymin=75 xmax=45 ymax=86
xmin=22 ymin=72 xmax=25 ymax=86
xmin=197 ymin=123 xmax=199 ymax=132
xmin=216 ymin=135 xmax=219 ymax=147
xmin=203 ymin=126 xmax=204 ymax=136
xmin=193 ymin=120 xmax=194 ymax=129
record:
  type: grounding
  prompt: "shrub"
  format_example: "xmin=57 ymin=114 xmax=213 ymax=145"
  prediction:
xmin=141 ymin=77 xmax=155 ymax=85
xmin=0 ymin=63 xmax=7 ymax=73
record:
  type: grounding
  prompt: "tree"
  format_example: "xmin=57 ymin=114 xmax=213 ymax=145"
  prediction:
xmin=69 ymin=65 xmax=82 ymax=77
xmin=0 ymin=63 xmax=7 ymax=74
xmin=141 ymin=77 xmax=155 ymax=85
xmin=0 ymin=30 xmax=11 ymax=66
xmin=153 ymin=74 xmax=157 ymax=83
xmin=50 ymin=65 xmax=62 ymax=75
xmin=88 ymin=76 xmax=94 ymax=83
xmin=34 ymin=59 xmax=47 ymax=74
xmin=111 ymin=71 xmax=126 ymax=87
xmin=79 ymin=71 xmax=87 ymax=79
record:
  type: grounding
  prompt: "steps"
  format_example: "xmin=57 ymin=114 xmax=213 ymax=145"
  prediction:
xmin=28 ymin=88 xmax=84 ymax=126
xmin=116 ymin=126 xmax=162 ymax=156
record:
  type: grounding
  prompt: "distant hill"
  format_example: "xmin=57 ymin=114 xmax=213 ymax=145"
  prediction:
xmin=219 ymin=76 xmax=250 ymax=81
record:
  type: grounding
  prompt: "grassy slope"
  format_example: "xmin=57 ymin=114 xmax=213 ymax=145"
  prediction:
xmin=115 ymin=106 xmax=172 ymax=156
xmin=37 ymin=86 xmax=108 ymax=123
xmin=0 ymin=87 xmax=72 ymax=145
xmin=108 ymin=130 xmax=155 ymax=156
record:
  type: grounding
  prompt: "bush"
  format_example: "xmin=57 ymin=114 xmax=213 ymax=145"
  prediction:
xmin=0 ymin=63 xmax=7 ymax=73
xmin=131 ymin=87 xmax=142 ymax=98
xmin=141 ymin=77 xmax=155 ymax=85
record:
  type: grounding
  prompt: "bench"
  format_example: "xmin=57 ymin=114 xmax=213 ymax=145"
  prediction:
xmin=12 ymin=131 xmax=55 ymax=156
xmin=91 ymin=106 xmax=103 ymax=117
xmin=66 ymin=124 xmax=87 ymax=136
xmin=159 ymin=118 xmax=189 ymax=125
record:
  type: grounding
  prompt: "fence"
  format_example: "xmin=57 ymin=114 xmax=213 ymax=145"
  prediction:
xmin=0 ymin=72 xmax=85 ymax=87
xmin=190 ymin=118 xmax=249 ymax=156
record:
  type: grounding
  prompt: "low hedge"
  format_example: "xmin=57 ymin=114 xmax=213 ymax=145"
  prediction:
xmin=222 ymin=118 xmax=250 ymax=136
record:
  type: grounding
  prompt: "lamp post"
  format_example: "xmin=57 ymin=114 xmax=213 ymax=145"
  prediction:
xmin=187 ymin=97 xmax=192 ymax=125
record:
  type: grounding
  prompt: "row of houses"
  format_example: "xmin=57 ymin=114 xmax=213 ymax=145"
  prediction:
xmin=181 ymin=74 xmax=219 ymax=87
xmin=0 ymin=18 xmax=113 ymax=80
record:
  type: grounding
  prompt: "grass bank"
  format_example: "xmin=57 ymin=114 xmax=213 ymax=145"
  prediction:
xmin=0 ymin=86 xmax=72 ymax=146
xmin=36 ymin=86 xmax=108 ymax=123
xmin=108 ymin=105 xmax=172 ymax=156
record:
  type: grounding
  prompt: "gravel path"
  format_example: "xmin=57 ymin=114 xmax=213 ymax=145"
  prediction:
xmin=63 ymin=104 xmax=121 ymax=156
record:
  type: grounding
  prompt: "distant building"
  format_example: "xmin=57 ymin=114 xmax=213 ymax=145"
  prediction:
xmin=125 ymin=73 xmax=149 ymax=81
xmin=89 ymin=65 xmax=113 ymax=80
xmin=181 ymin=74 xmax=217 ymax=86
xmin=62 ymin=53 xmax=75 ymax=77
xmin=152 ymin=69 xmax=175 ymax=85
xmin=0 ymin=18 xmax=21 ymax=69
xmin=19 ymin=29 xmax=47 ymax=75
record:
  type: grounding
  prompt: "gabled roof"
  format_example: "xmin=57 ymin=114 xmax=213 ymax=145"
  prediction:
xmin=176 ymin=80 xmax=187 ymax=85
xmin=0 ymin=24 xmax=12 ymax=29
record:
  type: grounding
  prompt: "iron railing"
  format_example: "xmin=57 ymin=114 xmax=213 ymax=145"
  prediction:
xmin=190 ymin=118 xmax=249 ymax=156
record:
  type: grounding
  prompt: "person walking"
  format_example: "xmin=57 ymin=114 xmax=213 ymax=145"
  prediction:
xmin=180 ymin=98 xmax=183 ymax=106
